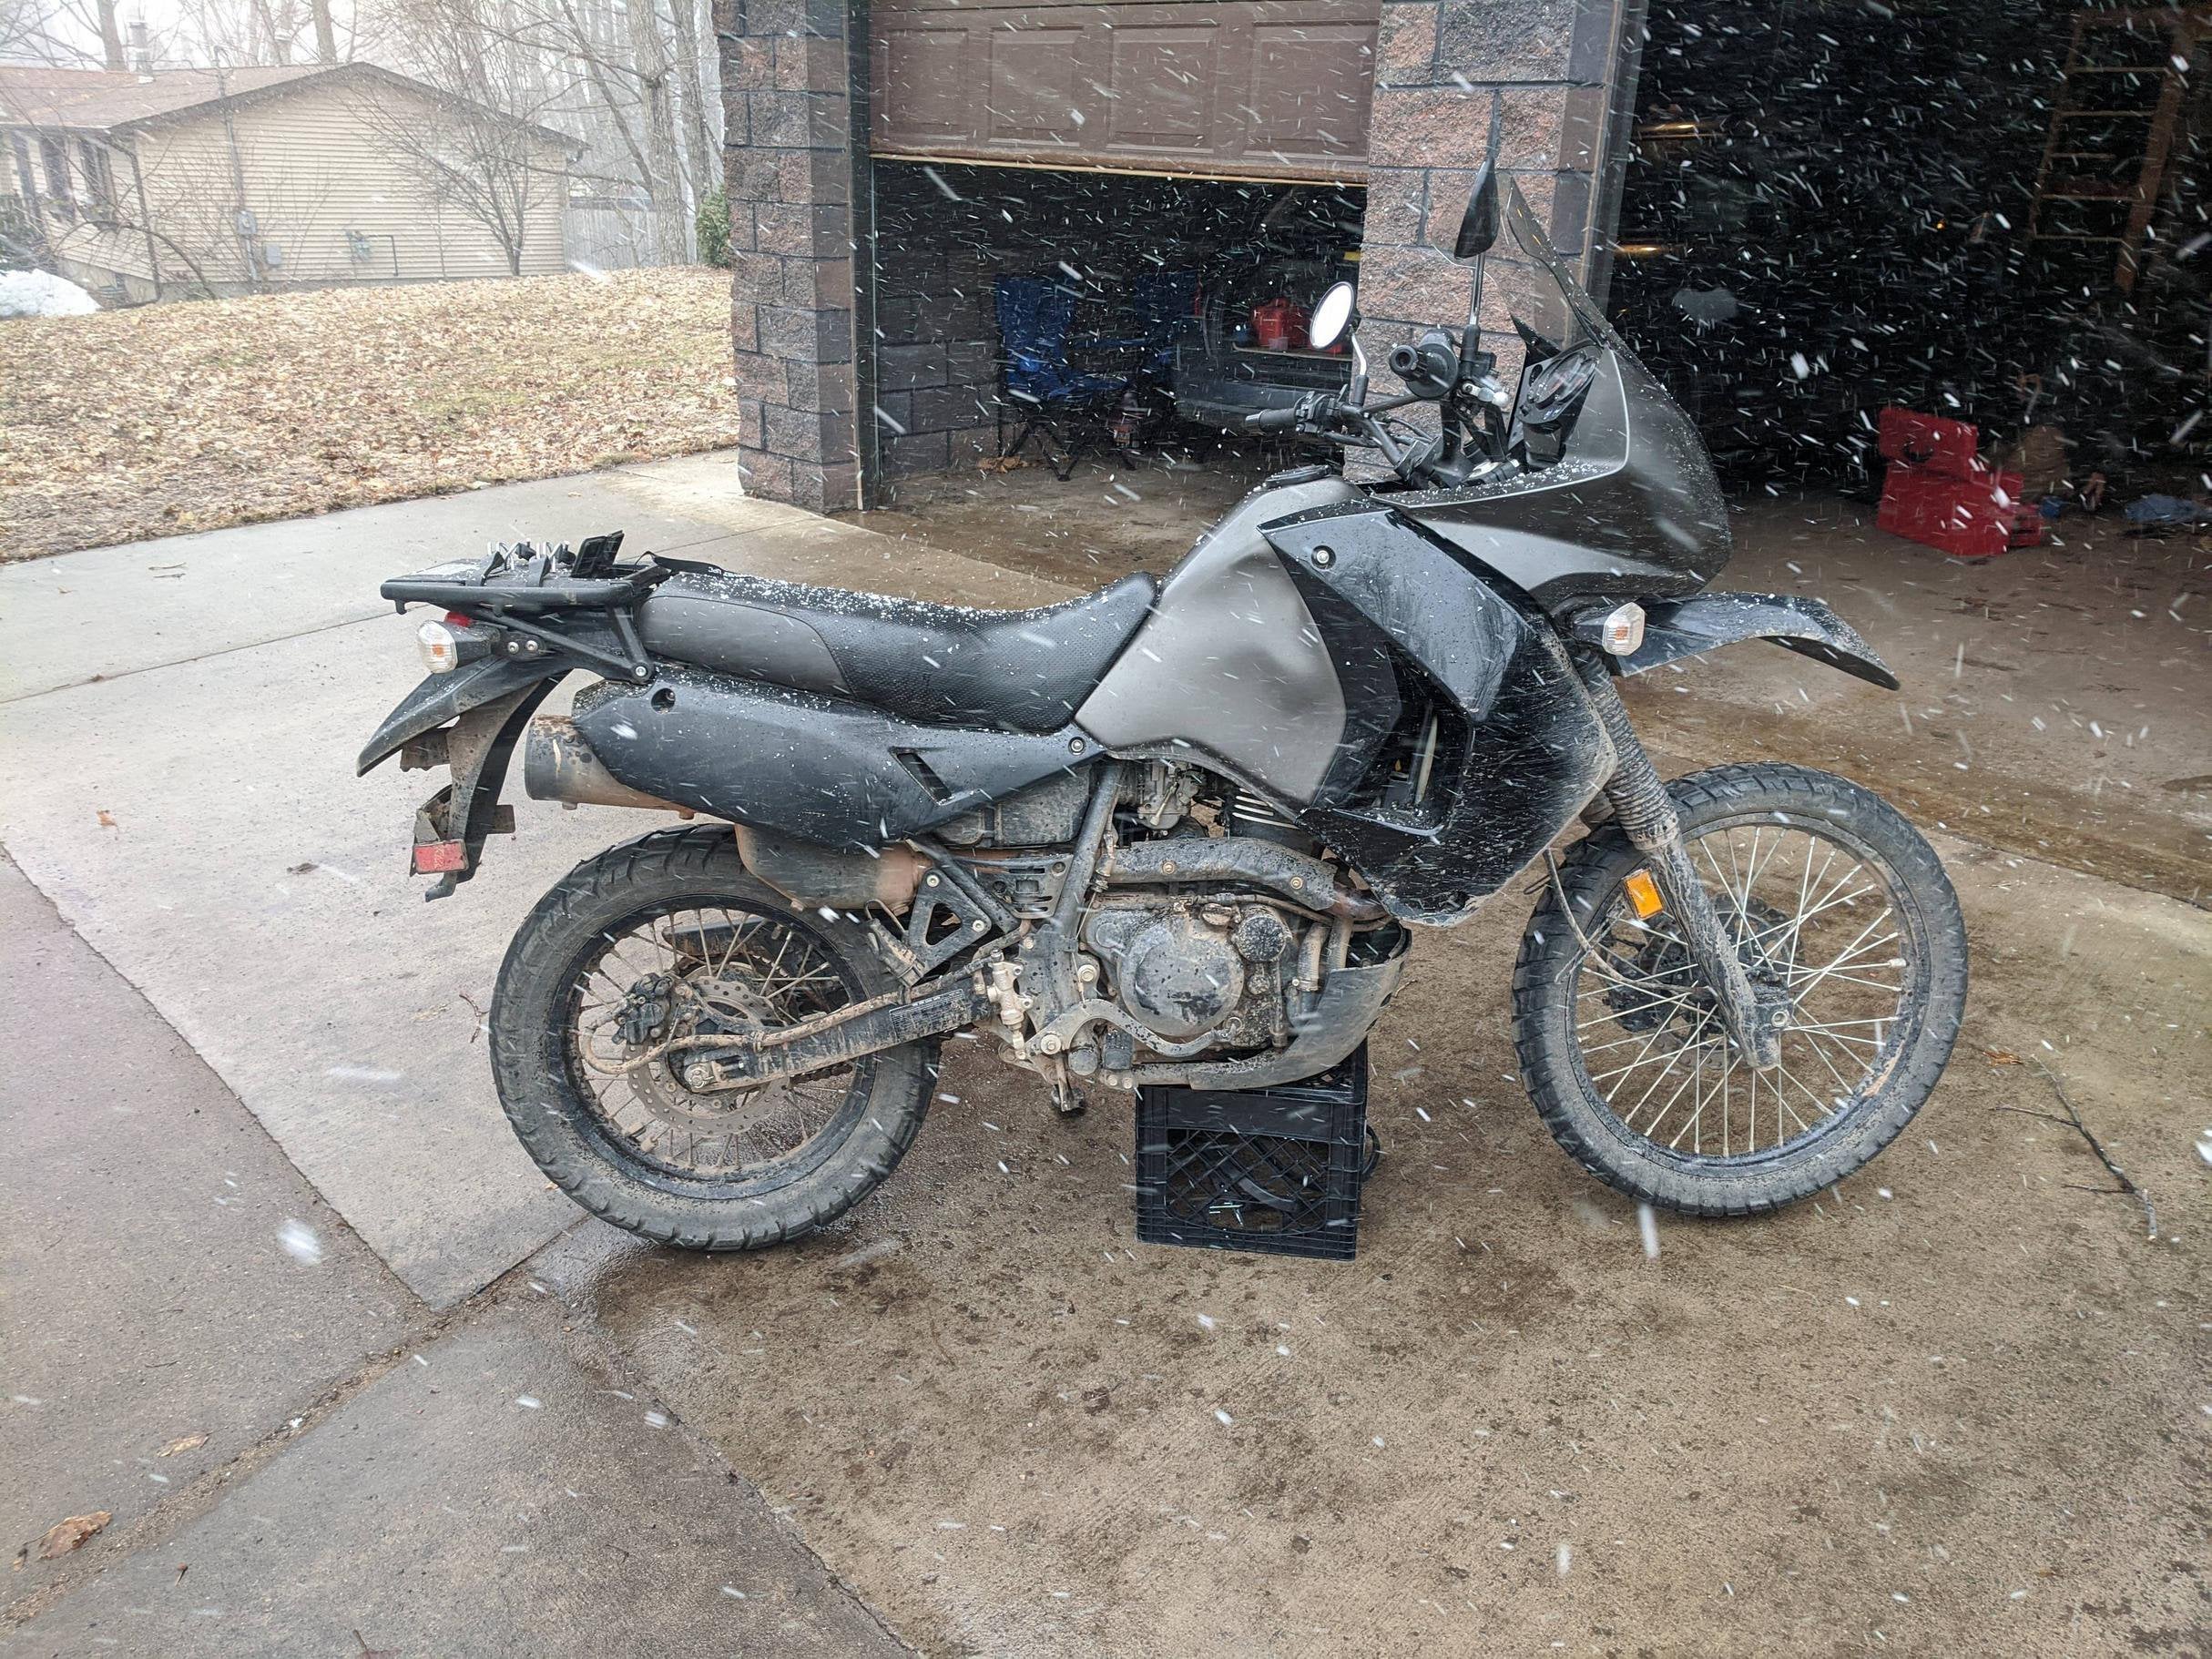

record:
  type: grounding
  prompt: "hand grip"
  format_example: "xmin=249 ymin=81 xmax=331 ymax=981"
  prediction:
xmin=1244 ymin=405 xmax=1301 ymax=432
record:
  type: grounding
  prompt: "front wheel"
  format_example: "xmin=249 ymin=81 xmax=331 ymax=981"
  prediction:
xmin=489 ymin=827 xmax=936 ymax=1250
xmin=1512 ymin=763 xmax=1967 ymax=1216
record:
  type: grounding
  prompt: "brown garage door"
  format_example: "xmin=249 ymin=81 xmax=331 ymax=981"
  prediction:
xmin=870 ymin=0 xmax=1379 ymax=183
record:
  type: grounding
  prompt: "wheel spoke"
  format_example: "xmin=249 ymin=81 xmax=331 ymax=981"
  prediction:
xmin=565 ymin=901 xmax=869 ymax=1183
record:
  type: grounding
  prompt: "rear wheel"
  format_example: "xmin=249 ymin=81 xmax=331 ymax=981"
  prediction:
xmin=490 ymin=827 xmax=934 ymax=1250
xmin=1511 ymin=763 xmax=1967 ymax=1216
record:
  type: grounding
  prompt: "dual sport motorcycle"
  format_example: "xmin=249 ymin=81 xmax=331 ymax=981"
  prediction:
xmin=361 ymin=169 xmax=1967 ymax=1249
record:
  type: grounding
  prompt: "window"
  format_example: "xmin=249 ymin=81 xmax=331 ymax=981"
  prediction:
xmin=76 ymin=139 xmax=117 ymax=224
xmin=10 ymin=135 xmax=35 ymax=204
xmin=39 ymin=136 xmax=72 ymax=219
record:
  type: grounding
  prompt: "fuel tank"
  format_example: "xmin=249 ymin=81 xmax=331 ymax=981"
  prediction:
xmin=1077 ymin=471 xmax=1358 ymax=805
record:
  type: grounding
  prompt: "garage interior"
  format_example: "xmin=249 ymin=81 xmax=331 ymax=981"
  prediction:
xmin=1606 ymin=0 xmax=2211 ymax=494
xmin=856 ymin=0 xmax=1383 ymax=493
xmin=864 ymin=158 xmax=1365 ymax=483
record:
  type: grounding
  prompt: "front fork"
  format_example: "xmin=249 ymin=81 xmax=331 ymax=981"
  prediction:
xmin=1574 ymin=652 xmax=1787 ymax=1071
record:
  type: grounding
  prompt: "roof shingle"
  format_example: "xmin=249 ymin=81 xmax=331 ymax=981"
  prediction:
xmin=0 ymin=66 xmax=326 ymax=132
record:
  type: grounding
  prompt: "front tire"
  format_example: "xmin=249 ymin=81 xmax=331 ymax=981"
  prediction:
xmin=489 ymin=826 xmax=935 ymax=1250
xmin=1512 ymin=763 xmax=1967 ymax=1216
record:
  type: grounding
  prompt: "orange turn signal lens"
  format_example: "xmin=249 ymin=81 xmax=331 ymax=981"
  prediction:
xmin=1624 ymin=869 xmax=1664 ymax=919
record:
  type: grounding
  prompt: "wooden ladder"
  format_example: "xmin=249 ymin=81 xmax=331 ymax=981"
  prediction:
xmin=2025 ymin=5 xmax=2206 ymax=292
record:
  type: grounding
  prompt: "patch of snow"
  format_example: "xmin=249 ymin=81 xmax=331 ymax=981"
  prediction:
xmin=0 ymin=270 xmax=98 ymax=320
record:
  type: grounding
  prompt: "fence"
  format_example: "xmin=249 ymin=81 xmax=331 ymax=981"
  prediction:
xmin=565 ymin=193 xmax=657 ymax=272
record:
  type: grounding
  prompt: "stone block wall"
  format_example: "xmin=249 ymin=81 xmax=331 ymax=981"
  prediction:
xmin=867 ymin=220 xmax=1005 ymax=478
xmin=714 ymin=0 xmax=864 ymax=512
xmin=1355 ymin=0 xmax=1635 ymax=371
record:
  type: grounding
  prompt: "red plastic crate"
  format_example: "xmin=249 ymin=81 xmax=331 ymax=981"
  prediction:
xmin=1878 ymin=406 xmax=1985 ymax=479
xmin=1878 ymin=464 xmax=2043 ymax=560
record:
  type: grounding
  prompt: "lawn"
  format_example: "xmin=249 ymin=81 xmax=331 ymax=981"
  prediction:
xmin=0 ymin=269 xmax=745 ymax=560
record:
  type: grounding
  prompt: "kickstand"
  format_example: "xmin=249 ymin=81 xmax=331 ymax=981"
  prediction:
xmin=1046 ymin=1060 xmax=1087 ymax=1118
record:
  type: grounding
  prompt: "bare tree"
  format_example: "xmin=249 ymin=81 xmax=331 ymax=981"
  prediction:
xmin=619 ymin=0 xmax=685 ymax=261
xmin=345 ymin=7 xmax=565 ymax=280
xmin=0 ymin=0 xmax=68 ymax=61
xmin=95 ymin=0 xmax=122 ymax=67
xmin=663 ymin=0 xmax=713 ymax=209
xmin=5 ymin=0 xmax=125 ymax=65
xmin=360 ymin=0 xmax=716 ymax=267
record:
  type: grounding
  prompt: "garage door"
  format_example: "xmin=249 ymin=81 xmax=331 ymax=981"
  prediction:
xmin=870 ymin=0 xmax=1380 ymax=183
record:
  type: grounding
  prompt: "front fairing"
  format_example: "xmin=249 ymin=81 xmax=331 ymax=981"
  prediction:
xmin=1393 ymin=186 xmax=1732 ymax=608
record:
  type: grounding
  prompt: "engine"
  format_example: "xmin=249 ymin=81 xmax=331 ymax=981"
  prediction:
xmin=1081 ymin=898 xmax=1302 ymax=1052
xmin=940 ymin=759 xmax=1396 ymax=1090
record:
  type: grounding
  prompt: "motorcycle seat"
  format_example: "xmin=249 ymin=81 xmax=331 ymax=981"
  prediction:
xmin=637 ymin=569 xmax=1158 ymax=733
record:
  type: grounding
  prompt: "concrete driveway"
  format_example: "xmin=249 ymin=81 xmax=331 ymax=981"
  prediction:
xmin=0 ymin=453 xmax=1063 ymax=1308
xmin=5 ymin=454 xmax=2207 ymax=1656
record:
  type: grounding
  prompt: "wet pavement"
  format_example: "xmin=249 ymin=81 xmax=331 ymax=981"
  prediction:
xmin=0 ymin=857 xmax=417 ymax=1600
xmin=7 ymin=1310 xmax=905 ymax=1659
xmin=1 ymin=854 xmax=904 ymax=1659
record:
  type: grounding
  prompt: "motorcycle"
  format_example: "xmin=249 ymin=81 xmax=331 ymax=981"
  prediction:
xmin=361 ymin=168 xmax=1966 ymax=1250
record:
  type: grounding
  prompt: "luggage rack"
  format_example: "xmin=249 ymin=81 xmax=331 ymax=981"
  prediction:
xmin=380 ymin=532 xmax=714 ymax=684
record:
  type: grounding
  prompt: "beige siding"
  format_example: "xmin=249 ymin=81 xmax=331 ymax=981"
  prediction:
xmin=24 ymin=78 xmax=569 ymax=293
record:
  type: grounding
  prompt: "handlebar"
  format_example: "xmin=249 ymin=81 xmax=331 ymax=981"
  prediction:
xmin=1242 ymin=373 xmax=1516 ymax=486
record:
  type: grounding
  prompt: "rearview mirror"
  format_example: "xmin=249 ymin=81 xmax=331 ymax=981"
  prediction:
xmin=1453 ymin=163 xmax=1500 ymax=261
xmin=1310 ymin=280 xmax=1357 ymax=351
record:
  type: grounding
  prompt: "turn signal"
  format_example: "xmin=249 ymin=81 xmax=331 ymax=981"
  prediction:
xmin=416 ymin=619 xmax=462 ymax=674
xmin=1599 ymin=602 xmax=1646 ymax=656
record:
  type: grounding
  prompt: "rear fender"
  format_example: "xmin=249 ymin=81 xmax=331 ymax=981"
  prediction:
xmin=1611 ymin=593 xmax=1898 ymax=689
xmin=401 ymin=683 xmax=556 ymax=900
xmin=358 ymin=656 xmax=569 ymax=776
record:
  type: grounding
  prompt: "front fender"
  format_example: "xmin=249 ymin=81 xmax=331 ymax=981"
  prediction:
xmin=1615 ymin=592 xmax=1898 ymax=689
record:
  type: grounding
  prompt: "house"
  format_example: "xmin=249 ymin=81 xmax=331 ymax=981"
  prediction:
xmin=0 ymin=61 xmax=577 ymax=301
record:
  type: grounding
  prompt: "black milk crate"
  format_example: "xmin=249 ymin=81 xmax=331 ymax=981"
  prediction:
xmin=1134 ymin=1045 xmax=1374 ymax=1261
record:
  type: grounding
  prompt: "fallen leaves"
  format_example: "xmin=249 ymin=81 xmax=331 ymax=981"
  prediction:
xmin=157 ymin=1432 xmax=209 ymax=1457
xmin=0 ymin=269 xmax=748 ymax=561
xmin=36 ymin=1511 xmax=110 ymax=1559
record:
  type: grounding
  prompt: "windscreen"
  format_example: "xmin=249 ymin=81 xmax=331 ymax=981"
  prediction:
xmin=1481 ymin=180 xmax=1630 ymax=370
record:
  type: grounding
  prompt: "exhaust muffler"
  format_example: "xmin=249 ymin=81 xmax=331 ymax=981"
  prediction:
xmin=522 ymin=716 xmax=691 ymax=814
xmin=520 ymin=716 xmax=923 ymax=910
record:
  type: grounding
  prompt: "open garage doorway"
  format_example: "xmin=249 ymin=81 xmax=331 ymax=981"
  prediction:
xmin=859 ymin=158 xmax=1365 ymax=510
xmin=853 ymin=0 xmax=1378 ymax=507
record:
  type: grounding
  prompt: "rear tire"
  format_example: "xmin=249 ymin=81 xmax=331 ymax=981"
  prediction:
xmin=1512 ymin=763 xmax=1967 ymax=1216
xmin=489 ymin=826 xmax=935 ymax=1250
